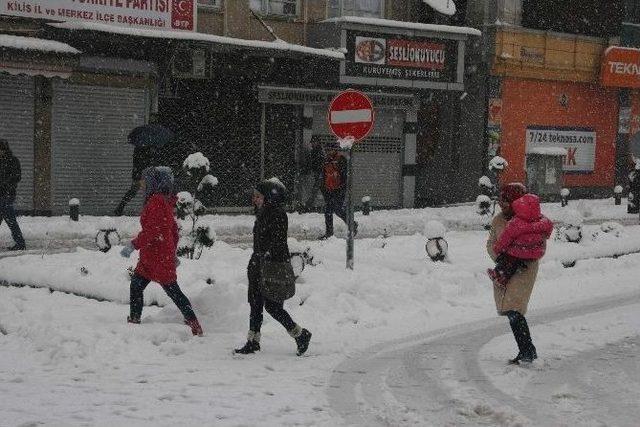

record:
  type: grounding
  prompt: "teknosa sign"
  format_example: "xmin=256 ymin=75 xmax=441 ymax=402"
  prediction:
xmin=0 ymin=0 xmax=197 ymax=31
xmin=327 ymin=90 xmax=375 ymax=141
xmin=600 ymin=46 xmax=640 ymax=88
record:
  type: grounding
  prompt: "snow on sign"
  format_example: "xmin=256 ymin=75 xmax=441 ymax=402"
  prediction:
xmin=328 ymin=90 xmax=375 ymax=141
xmin=0 ymin=0 xmax=197 ymax=32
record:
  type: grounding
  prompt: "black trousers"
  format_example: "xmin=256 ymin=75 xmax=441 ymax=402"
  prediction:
xmin=506 ymin=310 xmax=536 ymax=356
xmin=324 ymin=190 xmax=347 ymax=235
xmin=130 ymin=273 xmax=196 ymax=321
xmin=247 ymin=257 xmax=295 ymax=333
xmin=115 ymin=180 xmax=140 ymax=215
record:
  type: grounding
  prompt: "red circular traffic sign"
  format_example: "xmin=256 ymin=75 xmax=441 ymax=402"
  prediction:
xmin=327 ymin=90 xmax=375 ymax=141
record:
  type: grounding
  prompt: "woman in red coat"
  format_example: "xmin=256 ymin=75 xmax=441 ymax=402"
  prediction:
xmin=120 ymin=166 xmax=203 ymax=336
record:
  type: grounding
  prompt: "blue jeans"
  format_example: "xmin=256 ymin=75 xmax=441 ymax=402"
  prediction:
xmin=0 ymin=198 xmax=25 ymax=248
xmin=129 ymin=274 xmax=196 ymax=321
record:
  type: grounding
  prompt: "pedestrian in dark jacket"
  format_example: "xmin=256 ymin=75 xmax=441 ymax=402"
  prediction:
xmin=120 ymin=166 xmax=203 ymax=336
xmin=301 ymin=136 xmax=324 ymax=212
xmin=319 ymin=145 xmax=357 ymax=239
xmin=235 ymin=178 xmax=312 ymax=356
xmin=0 ymin=139 xmax=25 ymax=251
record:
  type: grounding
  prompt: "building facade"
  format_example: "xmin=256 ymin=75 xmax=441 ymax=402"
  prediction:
xmin=470 ymin=0 xmax=640 ymax=198
xmin=1 ymin=0 xmax=485 ymax=214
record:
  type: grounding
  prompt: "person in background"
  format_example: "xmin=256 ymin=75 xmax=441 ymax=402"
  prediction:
xmin=319 ymin=143 xmax=357 ymax=239
xmin=235 ymin=178 xmax=312 ymax=356
xmin=0 ymin=139 xmax=26 ymax=251
xmin=120 ymin=166 xmax=203 ymax=336
xmin=486 ymin=183 xmax=543 ymax=365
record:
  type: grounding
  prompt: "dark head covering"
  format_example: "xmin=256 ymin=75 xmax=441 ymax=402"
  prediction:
xmin=256 ymin=178 xmax=286 ymax=206
xmin=142 ymin=166 xmax=174 ymax=200
xmin=499 ymin=182 xmax=527 ymax=204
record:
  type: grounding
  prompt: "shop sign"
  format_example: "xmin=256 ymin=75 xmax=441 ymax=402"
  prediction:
xmin=526 ymin=126 xmax=596 ymax=173
xmin=520 ymin=47 xmax=544 ymax=64
xmin=0 ymin=0 xmax=196 ymax=31
xmin=600 ymin=46 xmax=640 ymax=88
xmin=343 ymin=30 xmax=460 ymax=90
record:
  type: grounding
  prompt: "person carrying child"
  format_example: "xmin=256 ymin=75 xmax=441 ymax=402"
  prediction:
xmin=120 ymin=166 xmax=203 ymax=336
xmin=487 ymin=191 xmax=553 ymax=287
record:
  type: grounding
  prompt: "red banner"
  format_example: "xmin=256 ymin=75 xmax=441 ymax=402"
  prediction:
xmin=387 ymin=39 xmax=446 ymax=70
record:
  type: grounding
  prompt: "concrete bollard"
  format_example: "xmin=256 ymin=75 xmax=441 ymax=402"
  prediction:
xmin=560 ymin=188 xmax=570 ymax=207
xmin=69 ymin=198 xmax=80 ymax=221
xmin=361 ymin=196 xmax=371 ymax=216
xmin=614 ymin=185 xmax=623 ymax=205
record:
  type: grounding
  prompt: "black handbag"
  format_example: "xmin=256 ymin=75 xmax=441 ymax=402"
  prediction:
xmin=260 ymin=259 xmax=296 ymax=302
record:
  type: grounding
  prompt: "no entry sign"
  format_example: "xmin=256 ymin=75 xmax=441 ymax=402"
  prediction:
xmin=328 ymin=90 xmax=375 ymax=141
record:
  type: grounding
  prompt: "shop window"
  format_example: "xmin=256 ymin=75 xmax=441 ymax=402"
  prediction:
xmin=327 ymin=0 xmax=384 ymax=18
xmin=198 ymin=0 xmax=222 ymax=8
xmin=250 ymin=0 xmax=299 ymax=17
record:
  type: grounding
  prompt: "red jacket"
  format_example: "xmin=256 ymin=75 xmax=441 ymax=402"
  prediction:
xmin=132 ymin=194 xmax=179 ymax=285
xmin=493 ymin=194 xmax=553 ymax=260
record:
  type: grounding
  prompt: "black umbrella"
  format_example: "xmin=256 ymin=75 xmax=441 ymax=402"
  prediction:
xmin=128 ymin=123 xmax=175 ymax=148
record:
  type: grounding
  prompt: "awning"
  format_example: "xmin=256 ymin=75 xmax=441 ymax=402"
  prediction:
xmin=0 ymin=34 xmax=81 ymax=55
xmin=48 ymin=21 xmax=344 ymax=60
xmin=322 ymin=16 xmax=481 ymax=37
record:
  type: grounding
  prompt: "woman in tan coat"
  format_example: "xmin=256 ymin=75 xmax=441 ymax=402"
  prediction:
xmin=486 ymin=183 xmax=541 ymax=364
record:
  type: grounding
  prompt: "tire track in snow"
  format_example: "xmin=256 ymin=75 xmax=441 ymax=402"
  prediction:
xmin=328 ymin=292 xmax=640 ymax=426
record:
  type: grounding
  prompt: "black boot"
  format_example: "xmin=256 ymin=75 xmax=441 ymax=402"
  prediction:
xmin=506 ymin=311 xmax=537 ymax=364
xmin=293 ymin=327 xmax=312 ymax=356
xmin=235 ymin=331 xmax=261 ymax=354
xmin=234 ymin=340 xmax=261 ymax=354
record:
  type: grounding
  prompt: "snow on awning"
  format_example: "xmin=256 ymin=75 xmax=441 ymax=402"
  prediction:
xmin=0 ymin=34 xmax=80 ymax=55
xmin=527 ymin=147 xmax=568 ymax=156
xmin=322 ymin=16 xmax=481 ymax=37
xmin=423 ymin=0 xmax=457 ymax=17
xmin=48 ymin=22 xmax=344 ymax=60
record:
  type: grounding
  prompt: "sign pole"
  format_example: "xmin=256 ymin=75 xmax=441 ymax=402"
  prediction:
xmin=345 ymin=146 xmax=355 ymax=270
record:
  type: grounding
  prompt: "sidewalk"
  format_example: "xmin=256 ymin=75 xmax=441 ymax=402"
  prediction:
xmin=0 ymin=197 xmax=637 ymax=255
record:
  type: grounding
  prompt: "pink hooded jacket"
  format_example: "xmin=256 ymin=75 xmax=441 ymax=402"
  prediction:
xmin=493 ymin=194 xmax=553 ymax=260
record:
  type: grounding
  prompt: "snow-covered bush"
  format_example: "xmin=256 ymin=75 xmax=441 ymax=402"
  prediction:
xmin=591 ymin=221 xmax=623 ymax=240
xmin=555 ymin=208 xmax=583 ymax=243
xmin=177 ymin=152 xmax=218 ymax=259
xmin=488 ymin=156 xmax=508 ymax=172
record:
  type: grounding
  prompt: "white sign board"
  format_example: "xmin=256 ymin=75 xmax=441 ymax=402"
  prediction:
xmin=526 ymin=127 xmax=596 ymax=173
xmin=0 ymin=0 xmax=197 ymax=31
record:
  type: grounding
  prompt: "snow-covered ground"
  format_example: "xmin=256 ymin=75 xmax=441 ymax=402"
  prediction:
xmin=0 ymin=205 xmax=639 ymax=426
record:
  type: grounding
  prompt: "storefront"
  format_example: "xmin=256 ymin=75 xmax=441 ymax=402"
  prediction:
xmin=491 ymin=27 xmax=619 ymax=197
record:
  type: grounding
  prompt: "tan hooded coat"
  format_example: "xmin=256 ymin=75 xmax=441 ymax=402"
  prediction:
xmin=486 ymin=213 xmax=540 ymax=316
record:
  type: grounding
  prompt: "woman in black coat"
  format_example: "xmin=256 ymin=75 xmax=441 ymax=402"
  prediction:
xmin=235 ymin=179 xmax=312 ymax=356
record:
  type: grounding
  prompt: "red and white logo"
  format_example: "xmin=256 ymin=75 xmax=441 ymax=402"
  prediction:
xmin=172 ymin=0 xmax=194 ymax=31
xmin=327 ymin=90 xmax=375 ymax=141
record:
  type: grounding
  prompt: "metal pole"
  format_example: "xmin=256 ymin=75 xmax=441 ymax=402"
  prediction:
xmin=260 ymin=104 xmax=266 ymax=180
xmin=346 ymin=146 xmax=354 ymax=270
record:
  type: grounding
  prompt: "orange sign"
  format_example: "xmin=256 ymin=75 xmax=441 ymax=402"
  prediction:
xmin=601 ymin=46 xmax=640 ymax=88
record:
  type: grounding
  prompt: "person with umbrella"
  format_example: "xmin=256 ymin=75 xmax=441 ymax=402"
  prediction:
xmin=114 ymin=115 xmax=174 ymax=216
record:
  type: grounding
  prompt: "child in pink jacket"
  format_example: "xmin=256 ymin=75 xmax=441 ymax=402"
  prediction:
xmin=487 ymin=193 xmax=553 ymax=287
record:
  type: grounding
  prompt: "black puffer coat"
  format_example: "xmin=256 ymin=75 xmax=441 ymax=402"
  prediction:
xmin=252 ymin=205 xmax=290 ymax=262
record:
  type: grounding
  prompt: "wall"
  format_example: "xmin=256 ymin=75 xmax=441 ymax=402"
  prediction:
xmin=500 ymin=78 xmax=618 ymax=189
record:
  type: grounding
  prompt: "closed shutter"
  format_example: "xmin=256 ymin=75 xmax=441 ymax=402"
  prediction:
xmin=0 ymin=75 xmax=34 ymax=210
xmin=51 ymin=82 xmax=148 ymax=215
xmin=313 ymin=108 xmax=404 ymax=208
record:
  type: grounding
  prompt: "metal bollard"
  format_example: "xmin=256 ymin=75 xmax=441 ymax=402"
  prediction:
xmin=614 ymin=185 xmax=623 ymax=206
xmin=361 ymin=195 xmax=371 ymax=216
xmin=560 ymin=188 xmax=570 ymax=207
xmin=69 ymin=198 xmax=80 ymax=221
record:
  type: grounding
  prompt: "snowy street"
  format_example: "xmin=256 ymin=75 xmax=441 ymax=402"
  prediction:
xmin=1 ymin=213 xmax=639 ymax=426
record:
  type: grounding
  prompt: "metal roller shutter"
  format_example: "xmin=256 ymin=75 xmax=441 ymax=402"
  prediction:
xmin=0 ymin=75 xmax=34 ymax=210
xmin=51 ymin=81 xmax=148 ymax=215
xmin=313 ymin=108 xmax=404 ymax=208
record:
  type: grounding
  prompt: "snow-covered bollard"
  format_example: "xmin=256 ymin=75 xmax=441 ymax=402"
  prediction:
xmin=424 ymin=220 xmax=448 ymax=262
xmin=362 ymin=195 xmax=371 ymax=215
xmin=95 ymin=228 xmax=121 ymax=253
xmin=560 ymin=188 xmax=570 ymax=207
xmin=69 ymin=198 xmax=80 ymax=221
xmin=614 ymin=185 xmax=623 ymax=205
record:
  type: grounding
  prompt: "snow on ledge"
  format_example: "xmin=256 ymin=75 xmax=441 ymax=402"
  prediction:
xmin=0 ymin=34 xmax=80 ymax=54
xmin=322 ymin=16 xmax=481 ymax=37
xmin=48 ymin=22 xmax=344 ymax=60
xmin=527 ymin=147 xmax=568 ymax=156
